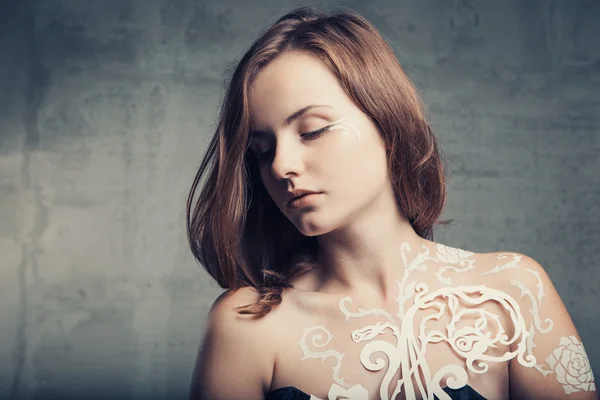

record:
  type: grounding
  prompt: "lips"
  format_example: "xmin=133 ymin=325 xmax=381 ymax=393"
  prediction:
xmin=287 ymin=191 xmax=321 ymax=207
xmin=291 ymin=193 xmax=309 ymax=201
xmin=287 ymin=192 xmax=322 ymax=208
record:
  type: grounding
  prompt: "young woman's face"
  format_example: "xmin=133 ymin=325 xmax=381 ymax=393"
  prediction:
xmin=248 ymin=51 xmax=390 ymax=236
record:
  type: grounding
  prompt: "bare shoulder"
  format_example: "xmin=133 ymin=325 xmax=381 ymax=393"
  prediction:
xmin=420 ymin=246 xmax=596 ymax=397
xmin=465 ymin=250 xmax=558 ymax=295
xmin=189 ymin=286 xmax=278 ymax=400
xmin=208 ymin=285 xmax=268 ymax=318
xmin=410 ymin=241 xmax=551 ymax=287
xmin=479 ymin=250 xmax=551 ymax=285
xmin=479 ymin=251 xmax=597 ymax=399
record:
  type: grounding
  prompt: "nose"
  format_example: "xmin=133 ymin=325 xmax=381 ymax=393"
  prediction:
xmin=268 ymin=139 xmax=306 ymax=182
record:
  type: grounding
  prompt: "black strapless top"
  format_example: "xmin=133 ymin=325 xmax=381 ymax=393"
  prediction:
xmin=265 ymin=384 xmax=487 ymax=400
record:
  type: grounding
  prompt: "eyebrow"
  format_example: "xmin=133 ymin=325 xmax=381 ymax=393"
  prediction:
xmin=249 ymin=104 xmax=333 ymax=138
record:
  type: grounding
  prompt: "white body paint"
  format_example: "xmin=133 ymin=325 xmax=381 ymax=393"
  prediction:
xmin=325 ymin=115 xmax=362 ymax=143
xmin=297 ymin=242 xmax=596 ymax=400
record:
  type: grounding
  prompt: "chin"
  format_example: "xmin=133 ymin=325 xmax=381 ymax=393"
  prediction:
xmin=295 ymin=225 xmax=326 ymax=237
xmin=291 ymin=219 xmax=330 ymax=237
xmin=292 ymin=214 xmax=342 ymax=237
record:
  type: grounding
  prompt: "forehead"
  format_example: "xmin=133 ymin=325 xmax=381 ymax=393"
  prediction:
xmin=248 ymin=52 xmax=346 ymax=128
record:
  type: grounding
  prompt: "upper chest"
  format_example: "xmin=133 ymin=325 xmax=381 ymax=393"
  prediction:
xmin=267 ymin=254 xmax=522 ymax=399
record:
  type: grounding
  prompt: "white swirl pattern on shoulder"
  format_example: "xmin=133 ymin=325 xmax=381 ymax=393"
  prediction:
xmin=298 ymin=242 xmax=596 ymax=400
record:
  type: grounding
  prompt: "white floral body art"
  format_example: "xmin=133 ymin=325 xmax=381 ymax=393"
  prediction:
xmin=297 ymin=242 xmax=595 ymax=399
xmin=545 ymin=335 xmax=596 ymax=394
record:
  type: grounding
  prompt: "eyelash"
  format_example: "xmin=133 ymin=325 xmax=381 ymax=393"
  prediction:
xmin=256 ymin=125 xmax=330 ymax=161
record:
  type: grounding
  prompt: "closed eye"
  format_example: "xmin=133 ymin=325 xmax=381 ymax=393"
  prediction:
xmin=255 ymin=125 xmax=332 ymax=161
xmin=301 ymin=125 xmax=330 ymax=139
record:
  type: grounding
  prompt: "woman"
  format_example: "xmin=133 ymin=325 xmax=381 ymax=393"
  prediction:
xmin=187 ymin=6 xmax=596 ymax=400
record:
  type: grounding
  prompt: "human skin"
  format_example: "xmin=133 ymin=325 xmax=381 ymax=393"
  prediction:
xmin=246 ymin=52 xmax=597 ymax=399
xmin=248 ymin=50 xmax=428 ymax=304
xmin=191 ymin=51 xmax=596 ymax=400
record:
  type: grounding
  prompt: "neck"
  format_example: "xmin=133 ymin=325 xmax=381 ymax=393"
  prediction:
xmin=314 ymin=194 xmax=429 ymax=304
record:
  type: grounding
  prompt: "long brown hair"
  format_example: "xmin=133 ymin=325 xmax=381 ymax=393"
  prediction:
xmin=186 ymin=5 xmax=452 ymax=317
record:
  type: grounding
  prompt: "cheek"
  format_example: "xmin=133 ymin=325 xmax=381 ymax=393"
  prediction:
xmin=325 ymin=115 xmax=386 ymax=156
xmin=321 ymin=117 xmax=363 ymax=159
xmin=316 ymin=122 xmax=360 ymax=180
xmin=321 ymin=120 xmax=387 ymax=189
xmin=328 ymin=116 xmax=364 ymax=144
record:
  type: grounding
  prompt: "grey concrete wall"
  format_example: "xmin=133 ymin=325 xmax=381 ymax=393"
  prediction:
xmin=0 ymin=0 xmax=598 ymax=399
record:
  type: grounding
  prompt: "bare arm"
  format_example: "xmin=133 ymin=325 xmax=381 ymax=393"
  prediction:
xmin=508 ymin=255 xmax=597 ymax=399
xmin=189 ymin=288 xmax=275 ymax=400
